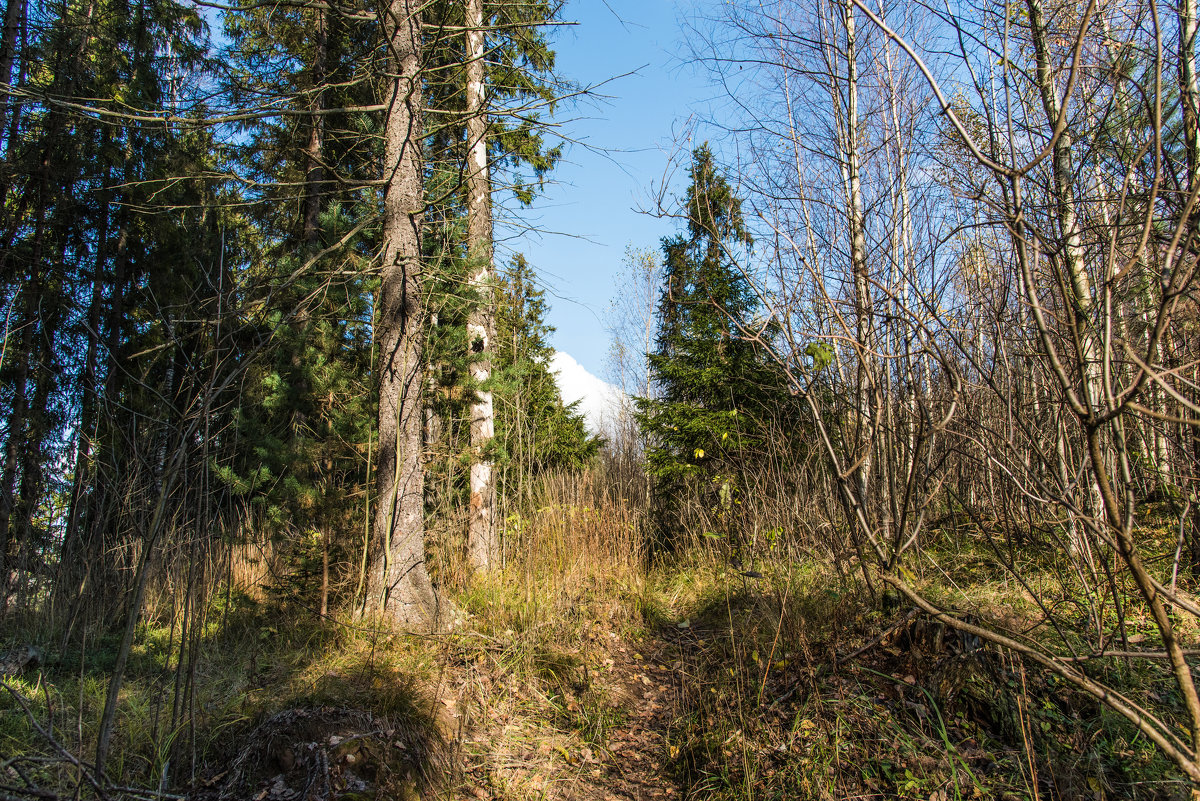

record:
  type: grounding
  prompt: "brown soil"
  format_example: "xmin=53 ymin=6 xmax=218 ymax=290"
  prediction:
xmin=581 ymin=634 xmax=683 ymax=801
xmin=453 ymin=628 xmax=689 ymax=801
xmin=201 ymin=629 xmax=697 ymax=800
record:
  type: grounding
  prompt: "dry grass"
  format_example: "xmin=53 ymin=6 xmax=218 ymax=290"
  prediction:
xmin=4 ymin=468 xmax=1199 ymax=800
xmin=466 ymin=469 xmax=649 ymax=631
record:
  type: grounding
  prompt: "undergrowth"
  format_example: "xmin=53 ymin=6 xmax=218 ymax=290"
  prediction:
xmin=2 ymin=471 xmax=1198 ymax=799
xmin=653 ymin=548 xmax=1193 ymax=800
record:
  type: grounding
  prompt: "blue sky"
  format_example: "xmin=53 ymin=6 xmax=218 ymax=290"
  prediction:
xmin=502 ymin=0 xmax=712 ymax=381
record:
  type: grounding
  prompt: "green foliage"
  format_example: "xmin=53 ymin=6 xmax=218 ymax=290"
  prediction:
xmin=494 ymin=255 xmax=601 ymax=481
xmin=483 ymin=0 xmax=564 ymax=205
xmin=421 ymin=0 xmax=563 ymax=208
xmin=418 ymin=0 xmax=570 ymax=539
xmin=420 ymin=201 xmax=476 ymax=525
xmin=215 ymin=0 xmax=383 ymax=608
xmin=635 ymin=145 xmax=793 ymax=541
xmin=421 ymin=247 xmax=598 ymax=548
xmin=0 ymin=0 xmax=233 ymax=619
xmin=804 ymin=341 xmax=834 ymax=371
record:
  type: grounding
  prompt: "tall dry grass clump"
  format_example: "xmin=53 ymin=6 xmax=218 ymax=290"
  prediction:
xmin=462 ymin=464 xmax=650 ymax=638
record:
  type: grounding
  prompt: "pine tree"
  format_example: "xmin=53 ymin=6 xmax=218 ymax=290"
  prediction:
xmin=494 ymin=254 xmax=599 ymax=490
xmin=218 ymin=0 xmax=382 ymax=613
xmin=636 ymin=145 xmax=789 ymax=541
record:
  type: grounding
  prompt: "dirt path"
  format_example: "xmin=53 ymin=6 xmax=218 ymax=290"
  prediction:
xmin=582 ymin=632 xmax=683 ymax=801
xmin=455 ymin=627 xmax=691 ymax=801
xmin=194 ymin=626 xmax=696 ymax=801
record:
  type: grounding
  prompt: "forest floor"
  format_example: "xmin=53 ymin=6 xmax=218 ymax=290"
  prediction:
xmin=456 ymin=622 xmax=685 ymax=801
xmin=4 ymin=562 xmax=1197 ymax=801
xmin=435 ymin=544 xmax=1199 ymax=801
xmin=3 ymin=565 xmax=1197 ymax=801
xmin=4 ymin=503 xmax=1200 ymax=800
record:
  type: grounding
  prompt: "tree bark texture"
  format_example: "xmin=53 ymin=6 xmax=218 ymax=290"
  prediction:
xmin=370 ymin=0 xmax=438 ymax=628
xmin=838 ymin=0 xmax=876 ymax=509
xmin=465 ymin=0 xmax=497 ymax=571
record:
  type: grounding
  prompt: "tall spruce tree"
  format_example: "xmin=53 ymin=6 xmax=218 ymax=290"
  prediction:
xmin=0 ymin=0 xmax=222 ymax=627
xmin=218 ymin=0 xmax=381 ymax=613
xmin=494 ymin=254 xmax=599 ymax=489
xmin=636 ymin=145 xmax=788 ymax=541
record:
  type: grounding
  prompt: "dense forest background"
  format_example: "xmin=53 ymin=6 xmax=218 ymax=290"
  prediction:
xmin=2 ymin=0 xmax=1200 ymax=798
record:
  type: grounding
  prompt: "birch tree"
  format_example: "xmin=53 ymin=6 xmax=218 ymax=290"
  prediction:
xmin=690 ymin=0 xmax=1200 ymax=782
xmin=464 ymin=0 xmax=497 ymax=571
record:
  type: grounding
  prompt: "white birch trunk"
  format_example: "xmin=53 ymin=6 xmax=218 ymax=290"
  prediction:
xmin=465 ymin=0 xmax=497 ymax=571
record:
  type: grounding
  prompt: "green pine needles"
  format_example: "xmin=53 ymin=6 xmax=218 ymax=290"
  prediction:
xmin=636 ymin=145 xmax=793 ymax=545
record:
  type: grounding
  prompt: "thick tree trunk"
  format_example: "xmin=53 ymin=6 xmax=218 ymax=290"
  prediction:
xmin=464 ymin=0 xmax=497 ymax=571
xmin=369 ymin=0 xmax=438 ymax=628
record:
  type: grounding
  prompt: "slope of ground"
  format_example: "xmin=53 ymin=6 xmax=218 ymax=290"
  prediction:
xmin=447 ymin=622 xmax=683 ymax=800
xmin=439 ymin=557 xmax=1195 ymax=801
xmin=3 ymin=486 xmax=1198 ymax=801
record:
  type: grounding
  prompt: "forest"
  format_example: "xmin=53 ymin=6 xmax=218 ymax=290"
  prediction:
xmin=1 ymin=0 xmax=1200 ymax=797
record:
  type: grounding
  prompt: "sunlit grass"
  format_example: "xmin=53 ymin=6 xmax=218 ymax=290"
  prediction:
xmin=3 ymin=471 xmax=1198 ymax=799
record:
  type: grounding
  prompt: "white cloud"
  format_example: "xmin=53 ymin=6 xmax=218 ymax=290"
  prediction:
xmin=550 ymin=351 xmax=625 ymax=435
